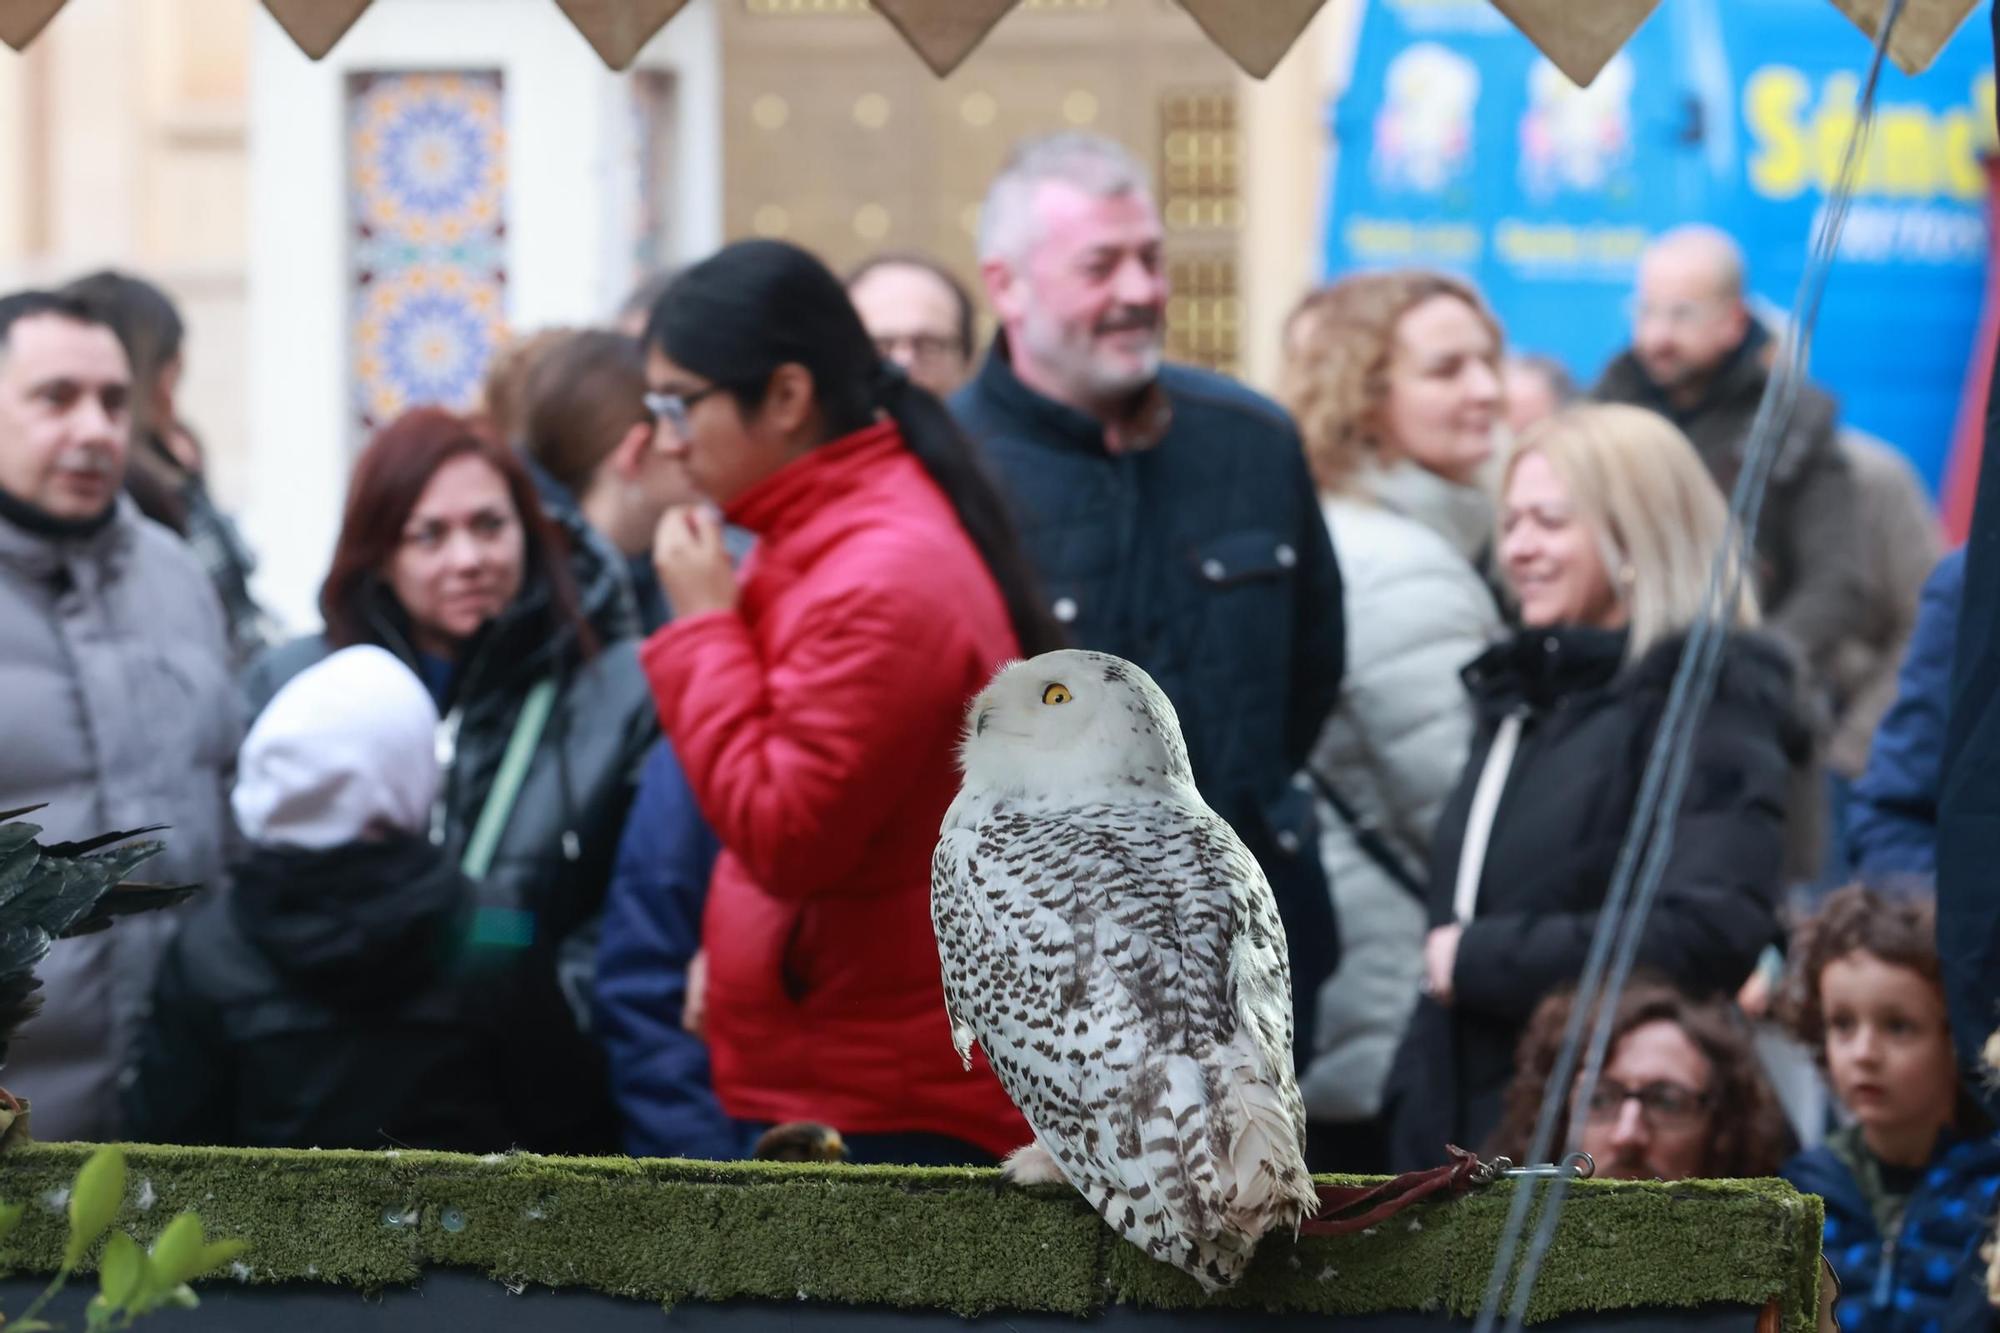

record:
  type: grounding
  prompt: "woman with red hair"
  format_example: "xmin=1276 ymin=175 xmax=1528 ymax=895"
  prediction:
xmin=244 ymin=407 xmax=657 ymax=1152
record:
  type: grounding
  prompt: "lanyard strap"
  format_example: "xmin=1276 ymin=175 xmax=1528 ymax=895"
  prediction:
xmin=1452 ymin=711 xmax=1523 ymax=926
xmin=460 ymin=677 xmax=558 ymax=883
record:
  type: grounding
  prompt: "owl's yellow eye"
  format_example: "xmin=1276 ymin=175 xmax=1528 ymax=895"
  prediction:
xmin=1041 ymin=683 xmax=1072 ymax=705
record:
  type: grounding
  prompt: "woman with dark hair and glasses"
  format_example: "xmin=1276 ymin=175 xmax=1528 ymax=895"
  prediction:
xmin=609 ymin=238 xmax=1063 ymax=1166
xmin=243 ymin=407 xmax=658 ymax=1153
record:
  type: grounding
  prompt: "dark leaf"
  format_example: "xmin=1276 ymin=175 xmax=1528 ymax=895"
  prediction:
xmin=0 ymin=845 xmax=41 ymax=905
xmin=41 ymin=825 xmax=167 ymax=859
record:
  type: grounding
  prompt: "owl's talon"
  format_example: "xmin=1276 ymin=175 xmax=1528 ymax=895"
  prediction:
xmin=1000 ymin=1141 xmax=1068 ymax=1187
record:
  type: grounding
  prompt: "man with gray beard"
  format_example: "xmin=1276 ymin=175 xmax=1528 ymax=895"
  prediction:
xmin=949 ymin=133 xmax=1346 ymax=1071
xmin=0 ymin=289 xmax=238 ymax=1139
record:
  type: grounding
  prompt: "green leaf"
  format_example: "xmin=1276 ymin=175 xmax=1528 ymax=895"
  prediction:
xmin=145 ymin=1212 xmax=205 ymax=1291
xmin=0 ymin=1198 xmax=25 ymax=1245
xmin=84 ymin=1289 xmax=118 ymax=1331
xmin=197 ymin=1237 xmax=246 ymax=1275
xmin=13 ymin=1318 xmax=58 ymax=1332
xmin=97 ymin=1230 xmax=144 ymax=1309
xmin=62 ymin=1146 xmax=126 ymax=1270
xmin=164 ymin=1283 xmax=200 ymax=1310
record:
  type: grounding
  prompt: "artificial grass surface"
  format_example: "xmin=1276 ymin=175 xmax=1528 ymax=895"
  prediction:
xmin=0 ymin=1144 xmax=1823 ymax=1328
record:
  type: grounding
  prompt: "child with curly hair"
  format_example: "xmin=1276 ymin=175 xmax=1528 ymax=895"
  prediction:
xmin=1779 ymin=885 xmax=1999 ymax=1333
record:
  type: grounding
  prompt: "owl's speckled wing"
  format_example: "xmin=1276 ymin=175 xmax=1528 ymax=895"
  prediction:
xmin=932 ymin=793 xmax=1312 ymax=1290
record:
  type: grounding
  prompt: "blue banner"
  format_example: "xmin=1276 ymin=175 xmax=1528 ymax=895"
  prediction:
xmin=1321 ymin=0 xmax=1995 ymax=492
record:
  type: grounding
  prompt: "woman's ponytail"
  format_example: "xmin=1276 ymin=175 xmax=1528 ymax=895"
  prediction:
xmin=876 ymin=367 xmax=1067 ymax=658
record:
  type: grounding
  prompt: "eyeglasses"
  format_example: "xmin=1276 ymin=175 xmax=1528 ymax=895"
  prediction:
xmin=643 ymin=384 xmax=725 ymax=436
xmin=1581 ymin=1080 xmax=1713 ymax=1131
xmin=1624 ymin=297 xmax=1729 ymax=331
xmin=872 ymin=333 xmax=965 ymax=365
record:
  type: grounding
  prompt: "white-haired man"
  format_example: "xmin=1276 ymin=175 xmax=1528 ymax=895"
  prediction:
xmin=1595 ymin=225 xmax=1861 ymax=694
xmin=950 ymin=132 xmax=1346 ymax=1069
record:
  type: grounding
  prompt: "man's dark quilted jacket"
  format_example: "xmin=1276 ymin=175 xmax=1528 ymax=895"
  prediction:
xmin=952 ymin=342 xmax=1347 ymax=1066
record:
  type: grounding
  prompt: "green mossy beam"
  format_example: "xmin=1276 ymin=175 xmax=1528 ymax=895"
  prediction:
xmin=0 ymin=1146 xmax=1822 ymax=1330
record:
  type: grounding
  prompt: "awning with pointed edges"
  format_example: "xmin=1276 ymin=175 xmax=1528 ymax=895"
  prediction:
xmin=0 ymin=0 xmax=1980 ymax=83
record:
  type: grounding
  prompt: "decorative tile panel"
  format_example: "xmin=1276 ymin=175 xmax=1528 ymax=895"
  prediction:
xmin=1165 ymin=254 xmax=1240 ymax=377
xmin=1160 ymin=88 xmax=1241 ymax=373
xmin=348 ymin=72 xmax=508 ymax=437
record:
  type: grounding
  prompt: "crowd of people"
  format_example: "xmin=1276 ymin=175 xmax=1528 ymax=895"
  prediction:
xmin=0 ymin=131 xmax=1990 ymax=1328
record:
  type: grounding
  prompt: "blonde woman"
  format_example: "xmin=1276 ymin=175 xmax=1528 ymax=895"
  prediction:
xmin=1384 ymin=403 xmax=1809 ymax=1169
xmin=1277 ymin=272 xmax=1506 ymax=1172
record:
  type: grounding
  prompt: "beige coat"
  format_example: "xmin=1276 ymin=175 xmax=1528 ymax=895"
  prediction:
xmin=1302 ymin=464 xmax=1502 ymax=1123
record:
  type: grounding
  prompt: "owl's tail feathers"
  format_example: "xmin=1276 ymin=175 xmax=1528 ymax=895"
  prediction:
xmin=1137 ymin=1060 xmax=1318 ymax=1292
xmin=1086 ymin=1058 xmax=1235 ymax=1289
xmin=1217 ymin=1063 xmax=1319 ymax=1243
xmin=1179 ymin=1227 xmax=1258 ymax=1292
xmin=1090 ymin=1177 xmax=1248 ymax=1293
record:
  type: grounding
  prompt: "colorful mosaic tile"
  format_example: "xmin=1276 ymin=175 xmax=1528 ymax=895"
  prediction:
xmin=349 ymin=72 xmax=508 ymax=437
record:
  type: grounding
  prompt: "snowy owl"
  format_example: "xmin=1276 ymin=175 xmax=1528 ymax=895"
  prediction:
xmin=931 ymin=649 xmax=1317 ymax=1290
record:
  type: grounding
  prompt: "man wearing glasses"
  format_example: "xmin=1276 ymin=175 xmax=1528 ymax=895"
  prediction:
xmin=1489 ymin=982 xmax=1795 ymax=1182
xmin=846 ymin=253 xmax=977 ymax=400
xmin=1594 ymin=224 xmax=1859 ymax=706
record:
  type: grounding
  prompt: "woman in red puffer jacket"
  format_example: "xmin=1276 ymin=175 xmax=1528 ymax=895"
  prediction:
xmin=632 ymin=239 xmax=1064 ymax=1165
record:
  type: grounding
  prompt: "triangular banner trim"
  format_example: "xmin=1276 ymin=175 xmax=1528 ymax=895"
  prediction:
xmin=0 ymin=0 xmax=67 ymax=53
xmin=553 ymin=0 xmax=691 ymax=73
xmin=1489 ymin=0 xmax=1663 ymax=88
xmin=1827 ymin=0 xmax=1979 ymax=75
xmin=871 ymin=0 xmax=1020 ymax=78
xmin=1173 ymin=0 xmax=1328 ymax=80
xmin=259 ymin=0 xmax=375 ymax=62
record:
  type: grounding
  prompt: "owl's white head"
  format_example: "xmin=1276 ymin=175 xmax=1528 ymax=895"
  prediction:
xmin=957 ymin=649 xmax=1195 ymax=798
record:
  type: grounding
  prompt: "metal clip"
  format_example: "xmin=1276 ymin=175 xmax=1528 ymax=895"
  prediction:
xmin=1472 ymin=1152 xmax=1595 ymax=1185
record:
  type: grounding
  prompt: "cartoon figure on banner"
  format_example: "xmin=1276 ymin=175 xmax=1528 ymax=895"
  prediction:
xmin=1519 ymin=54 xmax=1635 ymax=201
xmin=1371 ymin=43 xmax=1479 ymax=195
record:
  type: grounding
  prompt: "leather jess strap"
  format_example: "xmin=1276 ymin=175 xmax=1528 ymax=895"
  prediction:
xmin=1299 ymin=1145 xmax=1490 ymax=1237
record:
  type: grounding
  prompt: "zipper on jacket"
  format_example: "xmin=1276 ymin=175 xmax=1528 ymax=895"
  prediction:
xmin=431 ymin=705 xmax=463 ymax=847
xmin=1871 ymin=1233 xmax=1895 ymax=1309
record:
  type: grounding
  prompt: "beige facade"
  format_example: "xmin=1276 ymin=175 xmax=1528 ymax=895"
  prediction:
xmin=0 ymin=0 xmax=1357 ymax=624
xmin=719 ymin=0 xmax=1359 ymax=389
xmin=0 ymin=0 xmax=254 ymax=507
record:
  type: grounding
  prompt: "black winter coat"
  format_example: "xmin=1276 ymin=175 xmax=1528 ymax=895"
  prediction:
xmin=1940 ymin=293 xmax=2000 ymax=1129
xmin=241 ymin=531 xmax=658 ymax=1150
xmin=1386 ymin=627 xmax=1807 ymax=1169
xmin=124 ymin=836 xmax=578 ymax=1151
xmin=243 ymin=544 xmax=656 ymax=961
xmin=951 ymin=341 xmax=1347 ymax=1067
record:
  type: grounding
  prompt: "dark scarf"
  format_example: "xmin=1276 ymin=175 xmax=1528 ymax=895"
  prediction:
xmin=0 ymin=487 xmax=118 ymax=542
